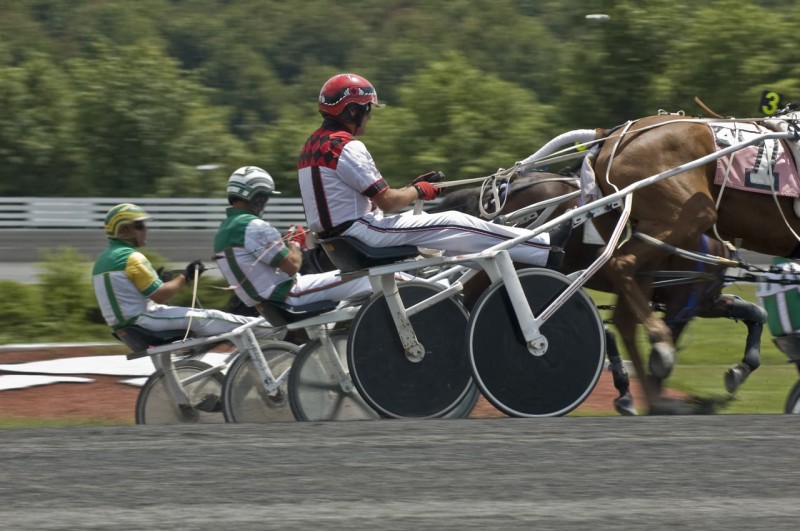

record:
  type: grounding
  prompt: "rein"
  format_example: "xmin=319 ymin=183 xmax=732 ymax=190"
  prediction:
xmin=633 ymin=228 xmax=800 ymax=286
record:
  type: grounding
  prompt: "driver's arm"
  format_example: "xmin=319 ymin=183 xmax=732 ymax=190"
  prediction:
xmin=149 ymin=275 xmax=187 ymax=304
xmin=371 ymin=186 xmax=419 ymax=213
xmin=126 ymin=252 xmax=186 ymax=304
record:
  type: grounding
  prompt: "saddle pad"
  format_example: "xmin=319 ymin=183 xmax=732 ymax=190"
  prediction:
xmin=711 ymin=121 xmax=800 ymax=197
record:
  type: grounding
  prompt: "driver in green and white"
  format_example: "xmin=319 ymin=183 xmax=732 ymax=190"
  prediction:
xmin=92 ymin=203 xmax=276 ymax=338
xmin=213 ymin=166 xmax=373 ymax=310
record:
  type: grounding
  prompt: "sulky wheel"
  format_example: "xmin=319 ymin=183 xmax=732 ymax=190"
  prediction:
xmin=222 ymin=340 xmax=299 ymax=423
xmin=784 ymin=380 xmax=800 ymax=414
xmin=468 ymin=268 xmax=605 ymax=417
xmin=347 ymin=280 xmax=475 ymax=419
xmin=443 ymin=376 xmax=481 ymax=419
xmin=289 ymin=330 xmax=380 ymax=421
xmin=135 ymin=359 xmax=225 ymax=425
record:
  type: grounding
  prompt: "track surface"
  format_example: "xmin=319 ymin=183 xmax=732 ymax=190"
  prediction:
xmin=3 ymin=416 xmax=799 ymax=529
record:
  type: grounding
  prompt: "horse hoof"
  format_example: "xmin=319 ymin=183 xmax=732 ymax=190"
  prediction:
xmin=648 ymin=342 xmax=675 ymax=380
xmin=614 ymin=391 xmax=637 ymax=416
xmin=724 ymin=363 xmax=751 ymax=394
xmin=647 ymin=397 xmax=693 ymax=415
xmin=195 ymin=393 xmax=223 ymax=413
xmin=688 ymin=394 xmax=735 ymax=414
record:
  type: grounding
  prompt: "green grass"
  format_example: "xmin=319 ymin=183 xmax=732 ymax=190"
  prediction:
xmin=588 ymin=283 xmax=800 ymax=414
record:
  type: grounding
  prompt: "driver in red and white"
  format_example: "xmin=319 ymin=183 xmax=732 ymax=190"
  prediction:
xmin=297 ymin=73 xmax=570 ymax=268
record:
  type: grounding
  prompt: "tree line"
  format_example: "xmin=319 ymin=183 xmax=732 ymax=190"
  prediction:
xmin=1 ymin=0 xmax=798 ymax=198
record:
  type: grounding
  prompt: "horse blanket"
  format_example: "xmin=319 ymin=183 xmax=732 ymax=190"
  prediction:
xmin=711 ymin=121 xmax=800 ymax=197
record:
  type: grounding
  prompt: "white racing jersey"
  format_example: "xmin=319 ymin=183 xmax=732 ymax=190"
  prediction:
xmin=298 ymin=121 xmax=387 ymax=235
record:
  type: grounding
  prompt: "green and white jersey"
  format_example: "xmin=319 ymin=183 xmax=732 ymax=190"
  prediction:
xmin=214 ymin=207 xmax=294 ymax=307
xmin=92 ymin=239 xmax=163 ymax=329
xmin=757 ymin=258 xmax=800 ymax=337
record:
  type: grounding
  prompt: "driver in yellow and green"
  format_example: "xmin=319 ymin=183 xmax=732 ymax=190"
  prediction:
xmin=92 ymin=203 xmax=276 ymax=339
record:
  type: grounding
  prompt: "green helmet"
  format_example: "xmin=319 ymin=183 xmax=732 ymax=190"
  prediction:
xmin=104 ymin=203 xmax=152 ymax=237
xmin=226 ymin=166 xmax=281 ymax=203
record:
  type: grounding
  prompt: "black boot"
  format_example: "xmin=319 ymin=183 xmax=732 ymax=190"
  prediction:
xmin=544 ymin=221 xmax=572 ymax=270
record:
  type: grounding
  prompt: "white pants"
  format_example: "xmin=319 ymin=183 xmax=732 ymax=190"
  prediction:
xmin=285 ymin=270 xmax=373 ymax=306
xmin=342 ymin=210 xmax=550 ymax=266
xmin=135 ymin=304 xmax=277 ymax=340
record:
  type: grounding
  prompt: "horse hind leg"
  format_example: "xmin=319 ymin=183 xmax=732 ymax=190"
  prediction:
xmin=693 ymin=293 xmax=766 ymax=393
xmin=712 ymin=295 xmax=767 ymax=393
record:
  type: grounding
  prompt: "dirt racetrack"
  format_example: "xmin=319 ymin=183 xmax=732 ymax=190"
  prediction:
xmin=0 ymin=346 xmax=675 ymax=423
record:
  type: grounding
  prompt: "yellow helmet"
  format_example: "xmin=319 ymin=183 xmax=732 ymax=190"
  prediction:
xmin=104 ymin=203 xmax=152 ymax=237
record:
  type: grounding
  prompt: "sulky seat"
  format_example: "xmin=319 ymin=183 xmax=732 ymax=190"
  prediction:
xmin=113 ymin=325 xmax=192 ymax=353
xmin=257 ymin=299 xmax=340 ymax=326
xmin=317 ymin=236 xmax=419 ymax=273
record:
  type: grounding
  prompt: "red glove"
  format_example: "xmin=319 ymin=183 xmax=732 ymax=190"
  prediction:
xmin=284 ymin=225 xmax=308 ymax=250
xmin=414 ymin=181 xmax=440 ymax=201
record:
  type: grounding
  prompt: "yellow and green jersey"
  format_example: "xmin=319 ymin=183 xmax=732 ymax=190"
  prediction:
xmin=92 ymin=239 xmax=162 ymax=329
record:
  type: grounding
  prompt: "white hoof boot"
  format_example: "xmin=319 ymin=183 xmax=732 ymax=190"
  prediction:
xmin=724 ymin=363 xmax=751 ymax=394
xmin=648 ymin=342 xmax=675 ymax=380
xmin=614 ymin=391 xmax=638 ymax=416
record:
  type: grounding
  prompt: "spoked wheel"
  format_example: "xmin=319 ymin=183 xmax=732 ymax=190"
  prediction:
xmin=347 ymin=281 xmax=475 ymax=419
xmin=784 ymin=380 xmax=800 ymax=414
xmin=222 ymin=340 xmax=299 ymax=423
xmin=289 ymin=330 xmax=380 ymax=421
xmin=135 ymin=359 xmax=225 ymax=425
xmin=469 ymin=268 xmax=605 ymax=417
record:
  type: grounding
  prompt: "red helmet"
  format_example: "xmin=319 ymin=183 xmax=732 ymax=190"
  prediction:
xmin=318 ymin=73 xmax=383 ymax=117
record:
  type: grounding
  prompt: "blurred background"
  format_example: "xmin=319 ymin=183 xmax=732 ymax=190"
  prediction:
xmin=0 ymin=0 xmax=796 ymax=342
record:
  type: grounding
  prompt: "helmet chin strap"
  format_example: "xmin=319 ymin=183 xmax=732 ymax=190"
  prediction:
xmin=351 ymin=104 xmax=369 ymax=130
xmin=251 ymin=195 xmax=268 ymax=215
xmin=325 ymin=104 xmax=368 ymax=132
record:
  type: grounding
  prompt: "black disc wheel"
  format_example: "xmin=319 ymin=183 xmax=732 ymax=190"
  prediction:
xmin=289 ymin=330 xmax=380 ymax=421
xmin=135 ymin=359 xmax=225 ymax=425
xmin=469 ymin=268 xmax=605 ymax=417
xmin=784 ymin=380 xmax=800 ymax=414
xmin=347 ymin=281 xmax=474 ymax=419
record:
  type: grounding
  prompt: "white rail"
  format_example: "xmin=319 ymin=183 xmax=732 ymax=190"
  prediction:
xmin=0 ymin=197 xmax=307 ymax=231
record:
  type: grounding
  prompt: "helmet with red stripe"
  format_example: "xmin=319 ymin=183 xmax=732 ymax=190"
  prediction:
xmin=318 ymin=73 xmax=383 ymax=118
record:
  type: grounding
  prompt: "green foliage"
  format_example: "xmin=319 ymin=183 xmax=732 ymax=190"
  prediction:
xmin=0 ymin=53 xmax=77 ymax=195
xmin=0 ymin=281 xmax=42 ymax=342
xmin=2 ymin=1 xmax=800 ymax=197
xmin=370 ymin=53 xmax=556 ymax=184
xmin=651 ymin=0 xmax=800 ymax=117
xmin=36 ymin=247 xmax=101 ymax=341
xmin=66 ymin=40 xmax=213 ymax=197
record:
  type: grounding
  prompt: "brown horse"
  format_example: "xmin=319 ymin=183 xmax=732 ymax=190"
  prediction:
xmin=586 ymin=114 xmax=792 ymax=412
xmin=434 ymin=170 xmax=767 ymax=414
